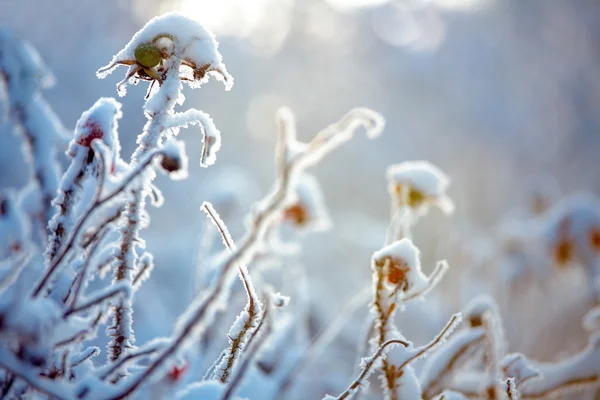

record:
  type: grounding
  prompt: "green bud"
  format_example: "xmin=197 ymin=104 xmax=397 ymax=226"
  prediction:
xmin=134 ymin=43 xmax=161 ymax=68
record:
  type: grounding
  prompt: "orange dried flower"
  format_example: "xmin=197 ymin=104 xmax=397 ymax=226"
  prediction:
xmin=553 ymin=240 xmax=573 ymax=267
xmin=589 ymin=226 xmax=600 ymax=252
xmin=386 ymin=259 xmax=409 ymax=287
xmin=283 ymin=203 xmax=308 ymax=226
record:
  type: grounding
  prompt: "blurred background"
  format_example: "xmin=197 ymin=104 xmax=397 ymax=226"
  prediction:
xmin=1 ymin=0 xmax=600 ymax=396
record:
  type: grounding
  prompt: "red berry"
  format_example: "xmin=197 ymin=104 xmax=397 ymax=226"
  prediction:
xmin=167 ymin=363 xmax=188 ymax=382
xmin=77 ymin=120 xmax=104 ymax=147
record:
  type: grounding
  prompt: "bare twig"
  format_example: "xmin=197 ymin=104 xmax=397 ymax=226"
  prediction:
xmin=396 ymin=313 xmax=462 ymax=372
xmin=63 ymin=285 xmax=128 ymax=318
xmin=333 ymin=339 xmax=410 ymax=400
xmin=68 ymin=227 xmax=110 ymax=310
xmin=0 ymin=350 xmax=73 ymax=400
xmin=202 ymin=202 xmax=262 ymax=383
xmin=221 ymin=295 xmax=271 ymax=400
xmin=106 ymin=108 xmax=383 ymax=400
xmin=99 ymin=342 xmax=165 ymax=381
xmin=33 ymin=148 xmax=163 ymax=297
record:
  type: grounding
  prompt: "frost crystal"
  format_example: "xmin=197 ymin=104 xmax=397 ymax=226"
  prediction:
xmin=97 ymin=13 xmax=233 ymax=93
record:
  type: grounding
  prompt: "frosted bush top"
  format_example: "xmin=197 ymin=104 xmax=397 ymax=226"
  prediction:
xmin=97 ymin=13 xmax=233 ymax=90
xmin=373 ymin=238 xmax=428 ymax=294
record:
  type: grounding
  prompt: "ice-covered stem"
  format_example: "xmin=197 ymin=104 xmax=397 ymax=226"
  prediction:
xmin=333 ymin=339 xmax=410 ymax=400
xmin=501 ymin=353 xmax=540 ymax=389
xmin=370 ymin=257 xmax=400 ymax=399
xmin=420 ymin=296 xmax=504 ymax=400
xmin=132 ymin=252 xmax=154 ymax=288
xmin=0 ymin=30 xmax=64 ymax=238
xmin=106 ymin=15 xmax=230 ymax=360
xmin=63 ymin=282 xmax=129 ymax=318
xmin=369 ymin=239 xmax=449 ymax=400
xmin=54 ymin=311 xmax=103 ymax=348
xmin=519 ymin=334 xmax=600 ymax=399
xmin=106 ymin=107 xmax=383 ymax=400
xmin=32 ymin=146 xmax=165 ymax=297
xmin=481 ymin=308 xmax=506 ymax=397
xmin=221 ymin=294 xmax=271 ymax=400
xmin=0 ymin=349 xmax=76 ymax=400
xmin=201 ymin=203 xmax=262 ymax=383
xmin=66 ymin=227 xmax=110 ymax=311
xmin=98 ymin=339 xmax=168 ymax=381
xmin=46 ymin=98 xmax=121 ymax=264
xmin=420 ymin=328 xmax=486 ymax=399
xmin=335 ymin=313 xmax=460 ymax=400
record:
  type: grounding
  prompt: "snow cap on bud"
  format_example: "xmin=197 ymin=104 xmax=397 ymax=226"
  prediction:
xmin=97 ymin=13 xmax=233 ymax=91
xmin=372 ymin=238 xmax=427 ymax=295
xmin=540 ymin=194 xmax=600 ymax=270
xmin=73 ymin=98 xmax=122 ymax=152
xmin=282 ymin=173 xmax=331 ymax=233
xmin=159 ymin=139 xmax=188 ymax=180
xmin=462 ymin=294 xmax=497 ymax=328
xmin=387 ymin=161 xmax=454 ymax=216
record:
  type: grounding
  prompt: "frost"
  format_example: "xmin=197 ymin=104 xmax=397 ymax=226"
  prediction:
xmin=4 ymin=12 xmax=591 ymax=400
xmin=372 ymin=238 xmax=429 ymax=295
xmin=97 ymin=13 xmax=233 ymax=92
xmin=0 ymin=190 xmax=30 ymax=260
xmin=159 ymin=139 xmax=189 ymax=180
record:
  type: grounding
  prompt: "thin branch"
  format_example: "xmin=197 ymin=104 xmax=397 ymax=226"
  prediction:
xmin=396 ymin=313 xmax=461 ymax=372
xmin=401 ymin=260 xmax=448 ymax=302
xmin=221 ymin=296 xmax=271 ymax=400
xmin=99 ymin=343 xmax=164 ymax=381
xmin=106 ymin=108 xmax=383 ymax=400
xmin=0 ymin=252 xmax=31 ymax=293
xmin=82 ymin=208 xmax=122 ymax=249
xmin=68 ymin=227 xmax=109 ymax=310
xmin=63 ymin=285 xmax=128 ymax=318
xmin=202 ymin=202 xmax=262 ymax=383
xmin=333 ymin=339 xmax=410 ymax=400
xmin=132 ymin=257 xmax=152 ymax=288
xmin=54 ymin=311 xmax=103 ymax=348
xmin=32 ymin=149 xmax=163 ymax=297
xmin=0 ymin=350 xmax=73 ymax=400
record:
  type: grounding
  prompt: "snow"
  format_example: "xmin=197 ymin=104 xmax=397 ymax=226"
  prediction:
xmin=5 ymin=8 xmax=599 ymax=400
xmin=97 ymin=13 xmax=233 ymax=91
xmin=520 ymin=334 xmax=600 ymax=398
xmin=419 ymin=327 xmax=486 ymax=396
xmin=372 ymin=238 xmax=428 ymax=294
xmin=165 ymin=109 xmax=222 ymax=167
xmin=159 ymin=139 xmax=189 ymax=180
xmin=386 ymin=160 xmax=454 ymax=215
xmin=281 ymin=173 xmax=332 ymax=234
xmin=0 ymin=190 xmax=30 ymax=260
xmin=584 ymin=307 xmax=600 ymax=333
xmin=501 ymin=353 xmax=541 ymax=386
xmin=177 ymin=380 xmax=230 ymax=400
xmin=432 ymin=390 xmax=469 ymax=400
xmin=0 ymin=28 xmax=65 ymax=229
